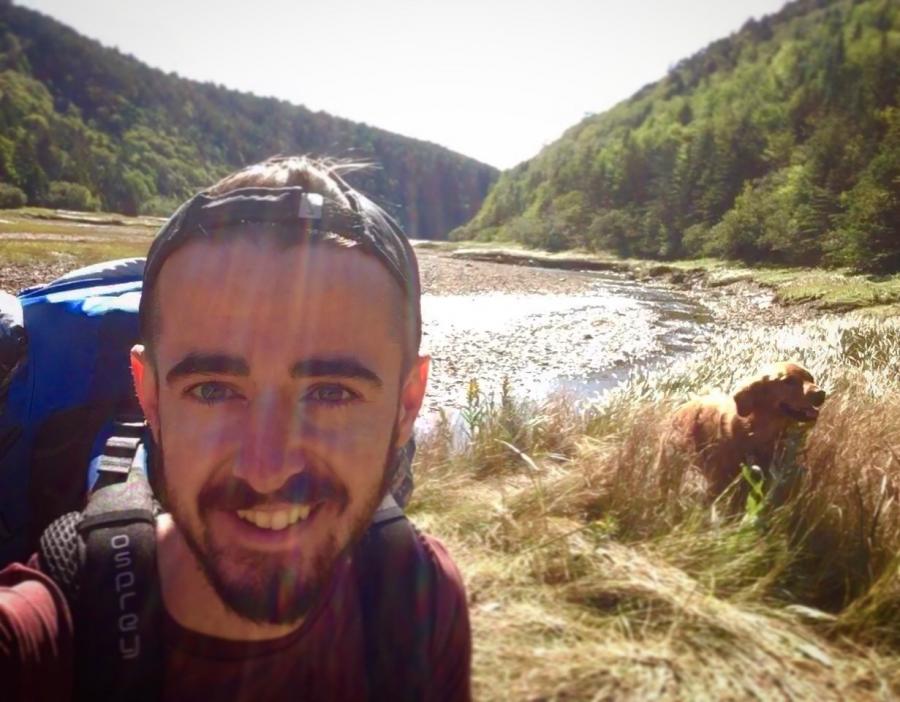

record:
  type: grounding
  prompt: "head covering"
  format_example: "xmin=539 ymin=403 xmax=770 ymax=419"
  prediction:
xmin=139 ymin=184 xmax=422 ymax=348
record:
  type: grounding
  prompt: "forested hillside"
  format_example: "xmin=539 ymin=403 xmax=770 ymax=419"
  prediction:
xmin=456 ymin=0 xmax=899 ymax=272
xmin=0 ymin=2 xmax=497 ymax=237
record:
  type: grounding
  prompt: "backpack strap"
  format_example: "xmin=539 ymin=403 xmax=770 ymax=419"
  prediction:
xmin=356 ymin=497 xmax=436 ymax=701
xmin=38 ymin=420 xmax=163 ymax=702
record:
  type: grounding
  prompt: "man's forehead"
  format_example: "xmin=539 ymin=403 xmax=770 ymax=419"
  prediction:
xmin=157 ymin=237 xmax=399 ymax=302
xmin=152 ymin=237 xmax=406 ymax=353
xmin=162 ymin=234 xmax=388 ymax=275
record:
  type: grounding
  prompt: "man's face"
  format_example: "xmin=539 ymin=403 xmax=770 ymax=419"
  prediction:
xmin=132 ymin=236 xmax=427 ymax=624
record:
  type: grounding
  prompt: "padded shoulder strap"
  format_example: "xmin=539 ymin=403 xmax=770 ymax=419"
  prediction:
xmin=38 ymin=423 xmax=163 ymax=702
xmin=356 ymin=511 xmax=436 ymax=701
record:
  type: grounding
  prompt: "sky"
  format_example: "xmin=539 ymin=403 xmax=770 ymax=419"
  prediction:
xmin=19 ymin=0 xmax=789 ymax=169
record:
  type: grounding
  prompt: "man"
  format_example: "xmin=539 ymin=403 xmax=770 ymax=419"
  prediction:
xmin=0 ymin=157 xmax=472 ymax=701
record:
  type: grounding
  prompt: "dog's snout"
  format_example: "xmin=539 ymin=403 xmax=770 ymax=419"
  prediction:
xmin=810 ymin=389 xmax=826 ymax=407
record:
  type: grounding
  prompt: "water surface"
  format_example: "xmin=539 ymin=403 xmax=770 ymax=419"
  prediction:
xmin=419 ymin=270 xmax=713 ymax=415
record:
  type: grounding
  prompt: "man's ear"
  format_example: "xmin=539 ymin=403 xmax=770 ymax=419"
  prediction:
xmin=131 ymin=344 xmax=160 ymax=442
xmin=395 ymin=355 xmax=430 ymax=448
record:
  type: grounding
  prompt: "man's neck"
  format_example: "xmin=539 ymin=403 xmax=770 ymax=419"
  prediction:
xmin=155 ymin=514 xmax=302 ymax=641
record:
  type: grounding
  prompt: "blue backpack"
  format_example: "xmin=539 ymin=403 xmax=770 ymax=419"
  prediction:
xmin=0 ymin=258 xmax=147 ymax=566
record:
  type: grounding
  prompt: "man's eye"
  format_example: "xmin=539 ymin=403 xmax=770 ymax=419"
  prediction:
xmin=187 ymin=382 xmax=242 ymax=404
xmin=305 ymin=385 xmax=357 ymax=405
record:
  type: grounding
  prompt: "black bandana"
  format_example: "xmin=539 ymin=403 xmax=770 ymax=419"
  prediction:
xmin=140 ymin=185 xmax=422 ymax=347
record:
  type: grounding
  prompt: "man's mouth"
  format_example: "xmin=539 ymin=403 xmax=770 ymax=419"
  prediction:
xmin=236 ymin=504 xmax=313 ymax=531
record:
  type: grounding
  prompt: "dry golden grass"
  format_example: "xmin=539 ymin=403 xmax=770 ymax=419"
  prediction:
xmin=411 ymin=317 xmax=900 ymax=701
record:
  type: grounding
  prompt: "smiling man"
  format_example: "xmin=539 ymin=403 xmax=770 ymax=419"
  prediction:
xmin=0 ymin=157 xmax=471 ymax=701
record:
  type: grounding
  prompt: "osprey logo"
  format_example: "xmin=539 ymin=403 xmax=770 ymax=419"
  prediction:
xmin=110 ymin=533 xmax=141 ymax=660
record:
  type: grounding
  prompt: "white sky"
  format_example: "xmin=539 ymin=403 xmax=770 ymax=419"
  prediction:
xmin=18 ymin=0 xmax=788 ymax=169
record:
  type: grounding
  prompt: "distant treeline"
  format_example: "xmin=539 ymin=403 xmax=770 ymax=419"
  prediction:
xmin=0 ymin=2 xmax=497 ymax=237
xmin=455 ymin=0 xmax=899 ymax=272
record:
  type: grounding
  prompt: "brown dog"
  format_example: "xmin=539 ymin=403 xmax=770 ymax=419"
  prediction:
xmin=664 ymin=362 xmax=826 ymax=498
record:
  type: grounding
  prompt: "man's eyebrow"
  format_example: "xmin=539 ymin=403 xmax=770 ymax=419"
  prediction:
xmin=291 ymin=357 xmax=383 ymax=387
xmin=166 ymin=353 xmax=250 ymax=384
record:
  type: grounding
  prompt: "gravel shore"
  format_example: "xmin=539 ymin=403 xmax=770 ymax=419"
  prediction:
xmin=415 ymin=248 xmax=817 ymax=413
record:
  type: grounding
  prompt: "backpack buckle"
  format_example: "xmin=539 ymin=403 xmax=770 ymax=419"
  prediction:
xmin=96 ymin=418 xmax=147 ymax=484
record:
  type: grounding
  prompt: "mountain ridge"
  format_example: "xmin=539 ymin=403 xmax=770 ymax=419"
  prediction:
xmin=456 ymin=0 xmax=899 ymax=272
xmin=0 ymin=1 xmax=498 ymax=237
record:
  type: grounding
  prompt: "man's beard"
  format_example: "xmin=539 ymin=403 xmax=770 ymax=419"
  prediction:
xmin=152 ymin=425 xmax=399 ymax=626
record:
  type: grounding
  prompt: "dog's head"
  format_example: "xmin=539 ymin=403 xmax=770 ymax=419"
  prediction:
xmin=733 ymin=362 xmax=826 ymax=422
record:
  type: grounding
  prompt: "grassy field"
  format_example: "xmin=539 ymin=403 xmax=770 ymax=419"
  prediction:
xmin=665 ymin=260 xmax=900 ymax=315
xmin=412 ymin=318 xmax=900 ymax=700
xmin=0 ymin=208 xmax=158 ymax=289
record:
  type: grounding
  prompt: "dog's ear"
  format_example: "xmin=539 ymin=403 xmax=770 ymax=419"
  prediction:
xmin=733 ymin=376 xmax=768 ymax=416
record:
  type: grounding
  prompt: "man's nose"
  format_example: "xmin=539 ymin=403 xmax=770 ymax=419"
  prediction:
xmin=234 ymin=393 xmax=307 ymax=493
xmin=810 ymin=389 xmax=826 ymax=407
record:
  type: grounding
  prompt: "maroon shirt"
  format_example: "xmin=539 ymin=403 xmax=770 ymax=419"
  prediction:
xmin=0 ymin=535 xmax=471 ymax=701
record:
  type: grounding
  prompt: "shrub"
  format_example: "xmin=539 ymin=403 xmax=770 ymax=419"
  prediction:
xmin=41 ymin=181 xmax=100 ymax=211
xmin=681 ymin=223 xmax=712 ymax=257
xmin=138 ymin=195 xmax=182 ymax=217
xmin=503 ymin=216 xmax=550 ymax=249
xmin=587 ymin=209 xmax=640 ymax=257
xmin=0 ymin=183 xmax=26 ymax=209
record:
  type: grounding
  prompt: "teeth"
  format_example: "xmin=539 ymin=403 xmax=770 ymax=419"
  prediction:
xmin=236 ymin=504 xmax=312 ymax=530
xmin=270 ymin=511 xmax=288 ymax=530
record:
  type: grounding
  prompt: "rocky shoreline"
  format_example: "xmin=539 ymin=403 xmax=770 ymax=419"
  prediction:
xmin=412 ymin=247 xmax=821 ymax=413
xmin=432 ymin=247 xmax=818 ymax=330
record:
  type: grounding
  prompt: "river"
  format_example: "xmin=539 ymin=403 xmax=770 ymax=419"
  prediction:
xmin=414 ymin=248 xmax=717 ymax=416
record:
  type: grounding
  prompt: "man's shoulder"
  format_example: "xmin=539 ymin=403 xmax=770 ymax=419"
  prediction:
xmin=0 ymin=558 xmax=72 ymax=632
xmin=351 ymin=523 xmax=471 ymax=701
xmin=410 ymin=530 xmax=472 ymax=699
xmin=0 ymin=559 xmax=74 ymax=701
xmin=415 ymin=528 xmax=468 ymax=610
xmin=415 ymin=531 xmax=467 ymax=599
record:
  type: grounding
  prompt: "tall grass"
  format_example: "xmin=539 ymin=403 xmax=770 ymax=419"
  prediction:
xmin=411 ymin=316 xmax=900 ymax=700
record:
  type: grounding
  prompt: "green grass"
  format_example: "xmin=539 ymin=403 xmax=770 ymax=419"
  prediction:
xmin=754 ymin=269 xmax=900 ymax=310
xmin=661 ymin=258 xmax=900 ymax=312
xmin=0 ymin=208 xmax=155 ymax=271
xmin=413 ymin=239 xmax=526 ymax=252
xmin=448 ymin=244 xmax=900 ymax=317
xmin=627 ymin=260 xmax=900 ymax=316
xmin=0 ymin=239 xmax=150 ymax=266
xmin=413 ymin=316 xmax=900 ymax=700
xmin=8 ymin=206 xmax=163 ymax=226
xmin=0 ymin=219 xmax=101 ymax=236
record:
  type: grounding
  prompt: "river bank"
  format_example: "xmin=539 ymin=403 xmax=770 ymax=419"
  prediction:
xmin=439 ymin=242 xmax=900 ymax=318
xmin=414 ymin=244 xmax=826 ymax=413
